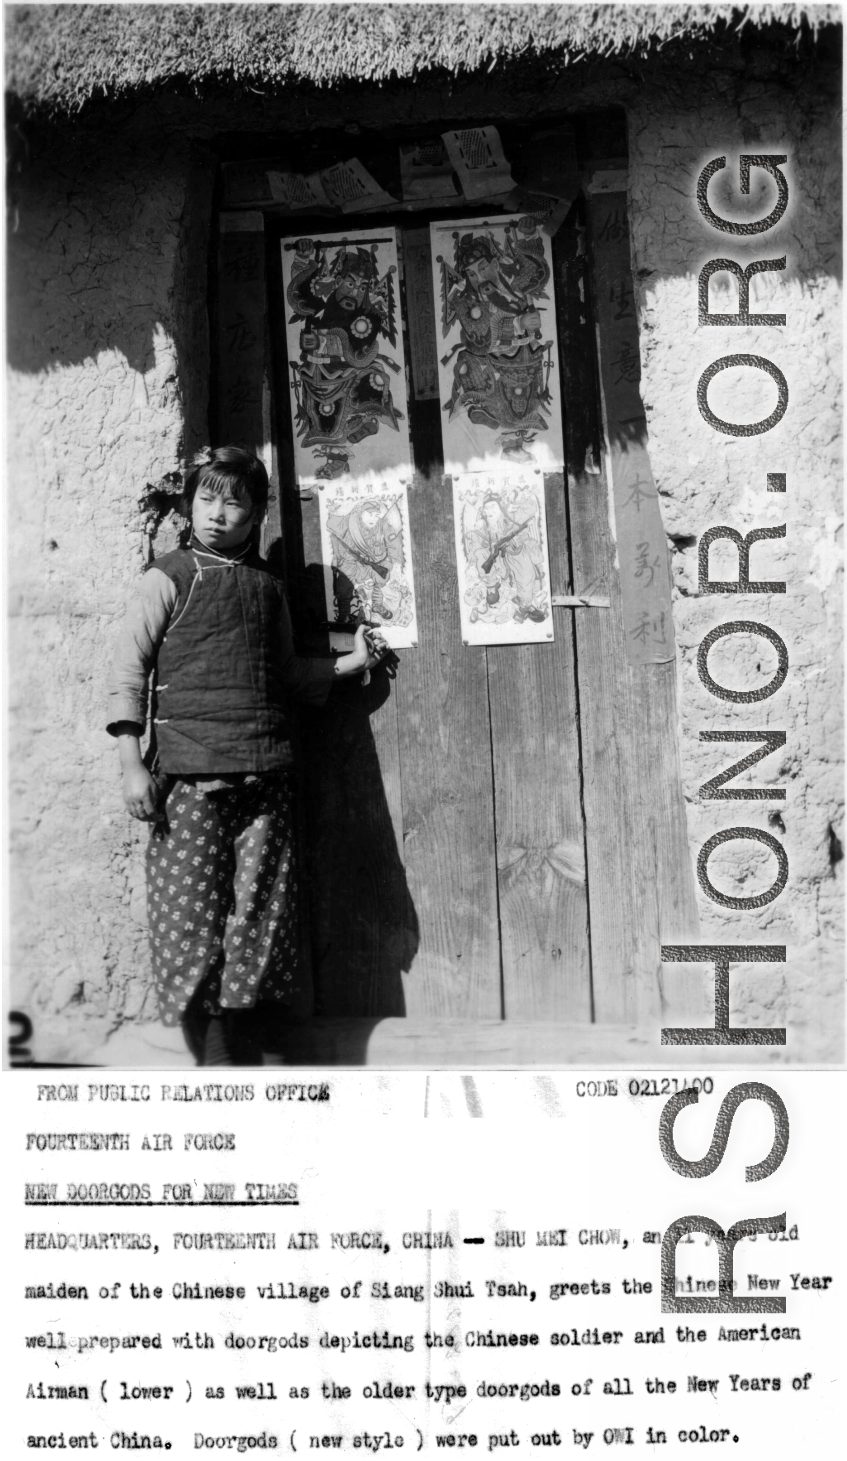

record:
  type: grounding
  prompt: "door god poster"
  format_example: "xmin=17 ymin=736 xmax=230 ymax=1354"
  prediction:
xmin=430 ymin=215 xmax=565 ymax=475
xmin=280 ymin=229 xmax=413 ymax=489
xmin=318 ymin=477 xmax=419 ymax=650
xmin=452 ymin=470 xmax=554 ymax=646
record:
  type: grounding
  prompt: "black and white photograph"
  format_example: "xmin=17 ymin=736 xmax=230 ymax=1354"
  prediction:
xmin=5 ymin=3 xmax=843 ymax=1072
xmin=2 ymin=9 xmax=845 ymax=1461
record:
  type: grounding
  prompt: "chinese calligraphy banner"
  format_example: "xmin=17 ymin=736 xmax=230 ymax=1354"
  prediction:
xmin=318 ymin=159 xmax=397 ymax=213
xmin=280 ymin=228 xmax=413 ymax=490
xmin=588 ymin=182 xmax=676 ymax=667
xmin=451 ymin=469 xmax=554 ymax=647
xmin=317 ymin=476 xmax=418 ymax=650
xmin=441 ymin=127 xmax=516 ymax=201
xmin=399 ymin=139 xmax=460 ymax=203
xmin=430 ymin=215 xmax=565 ymax=476
xmin=268 ymin=170 xmax=332 ymax=210
xmin=403 ymin=228 xmax=440 ymax=401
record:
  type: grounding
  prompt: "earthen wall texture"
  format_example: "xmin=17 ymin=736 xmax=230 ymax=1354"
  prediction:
xmin=7 ymin=60 xmax=842 ymax=1062
xmin=7 ymin=123 xmax=213 ymax=1061
xmin=628 ymin=76 xmax=843 ymax=1059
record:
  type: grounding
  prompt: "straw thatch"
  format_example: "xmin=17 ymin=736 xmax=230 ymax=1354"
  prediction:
xmin=6 ymin=3 xmax=840 ymax=115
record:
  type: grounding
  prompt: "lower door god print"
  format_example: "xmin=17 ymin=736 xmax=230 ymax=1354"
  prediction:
xmin=318 ymin=477 xmax=418 ymax=650
xmin=452 ymin=470 xmax=554 ymax=647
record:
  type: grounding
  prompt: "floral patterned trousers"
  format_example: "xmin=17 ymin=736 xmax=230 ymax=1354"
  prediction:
xmin=147 ymin=773 xmax=305 ymax=1027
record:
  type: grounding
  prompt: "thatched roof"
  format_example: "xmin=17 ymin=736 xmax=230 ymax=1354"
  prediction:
xmin=6 ymin=3 xmax=841 ymax=115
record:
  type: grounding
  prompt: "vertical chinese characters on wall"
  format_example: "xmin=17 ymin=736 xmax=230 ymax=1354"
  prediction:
xmin=280 ymin=228 xmax=418 ymax=648
xmin=403 ymin=228 xmax=440 ymax=402
xmin=219 ymin=215 xmax=268 ymax=465
xmin=588 ymin=183 xmax=675 ymax=666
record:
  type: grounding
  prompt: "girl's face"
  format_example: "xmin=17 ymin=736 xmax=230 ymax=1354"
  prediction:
xmin=192 ymin=482 xmax=258 ymax=550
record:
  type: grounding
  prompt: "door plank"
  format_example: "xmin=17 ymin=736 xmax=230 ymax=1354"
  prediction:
xmin=395 ymin=466 xmax=502 ymax=1019
xmin=217 ymin=213 xmax=268 ymax=458
xmin=293 ymin=490 xmax=413 ymax=1019
xmin=556 ymin=200 xmax=700 ymax=1028
xmin=487 ymin=471 xmax=591 ymax=1021
xmin=298 ymin=677 xmax=414 ymax=1018
xmin=265 ymin=229 xmax=413 ymax=1018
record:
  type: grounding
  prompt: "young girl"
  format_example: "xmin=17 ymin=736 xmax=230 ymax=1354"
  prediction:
xmin=107 ymin=445 xmax=386 ymax=1066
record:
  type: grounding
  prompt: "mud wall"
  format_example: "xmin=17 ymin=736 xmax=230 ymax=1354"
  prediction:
xmin=628 ymin=78 xmax=843 ymax=1058
xmin=7 ymin=117 xmax=214 ymax=1060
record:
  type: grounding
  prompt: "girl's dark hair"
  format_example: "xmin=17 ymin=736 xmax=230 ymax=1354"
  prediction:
xmin=181 ymin=445 xmax=269 ymax=517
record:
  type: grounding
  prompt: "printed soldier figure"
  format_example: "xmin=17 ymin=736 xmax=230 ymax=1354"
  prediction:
xmin=327 ymin=496 xmax=407 ymax=625
xmin=286 ymin=237 xmax=404 ymax=452
xmin=437 ymin=217 xmax=555 ymax=464
xmin=464 ymin=491 xmax=548 ymax=625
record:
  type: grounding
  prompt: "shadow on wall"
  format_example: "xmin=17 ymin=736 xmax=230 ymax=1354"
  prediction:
xmin=270 ymin=555 xmax=420 ymax=1023
xmin=5 ymin=129 xmax=214 ymax=459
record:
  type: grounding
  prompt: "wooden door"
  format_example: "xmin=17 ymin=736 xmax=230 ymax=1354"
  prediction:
xmin=215 ymin=189 xmax=699 ymax=1062
xmin=261 ymin=210 xmax=592 ymax=1029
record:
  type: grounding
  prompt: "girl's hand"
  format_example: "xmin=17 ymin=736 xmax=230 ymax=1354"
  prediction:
xmin=360 ymin=624 xmax=390 ymax=670
xmin=122 ymin=765 xmax=163 ymax=821
xmin=336 ymin=624 xmax=389 ymax=677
